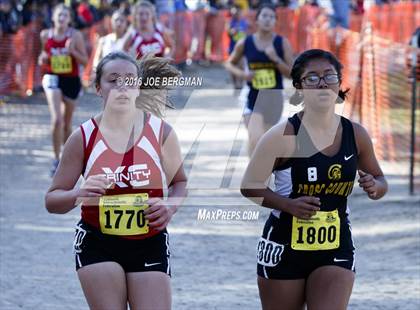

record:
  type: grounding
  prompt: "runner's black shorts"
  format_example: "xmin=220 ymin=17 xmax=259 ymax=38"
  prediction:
xmin=42 ymin=74 xmax=82 ymax=100
xmin=257 ymin=213 xmax=355 ymax=280
xmin=73 ymin=220 xmax=171 ymax=275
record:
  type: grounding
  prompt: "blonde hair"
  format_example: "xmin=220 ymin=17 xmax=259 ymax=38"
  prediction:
xmin=52 ymin=4 xmax=72 ymax=26
xmin=136 ymin=54 xmax=181 ymax=118
xmin=132 ymin=0 xmax=157 ymax=29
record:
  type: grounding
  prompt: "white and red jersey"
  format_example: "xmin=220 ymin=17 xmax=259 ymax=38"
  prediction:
xmin=44 ymin=28 xmax=79 ymax=77
xmin=130 ymin=29 xmax=165 ymax=59
xmin=79 ymin=113 xmax=167 ymax=239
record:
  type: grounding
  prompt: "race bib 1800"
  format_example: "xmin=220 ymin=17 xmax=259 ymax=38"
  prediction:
xmin=51 ymin=55 xmax=72 ymax=74
xmin=252 ymin=69 xmax=276 ymax=89
xmin=99 ymin=193 xmax=149 ymax=236
xmin=291 ymin=210 xmax=340 ymax=251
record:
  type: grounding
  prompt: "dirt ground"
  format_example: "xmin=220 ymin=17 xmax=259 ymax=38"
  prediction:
xmin=0 ymin=64 xmax=419 ymax=309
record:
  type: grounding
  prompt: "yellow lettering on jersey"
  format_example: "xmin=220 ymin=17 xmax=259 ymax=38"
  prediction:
xmin=333 ymin=182 xmax=344 ymax=194
xmin=345 ymin=182 xmax=354 ymax=196
xmin=298 ymin=184 xmax=304 ymax=194
xmin=291 ymin=210 xmax=340 ymax=251
xmin=315 ymin=184 xmax=325 ymax=195
xmin=51 ymin=55 xmax=72 ymax=74
xmin=338 ymin=182 xmax=349 ymax=196
xmin=99 ymin=193 xmax=149 ymax=236
xmin=325 ymin=183 xmax=338 ymax=194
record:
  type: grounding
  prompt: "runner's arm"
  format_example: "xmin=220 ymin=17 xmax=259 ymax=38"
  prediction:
xmin=70 ymin=30 xmax=89 ymax=66
xmin=38 ymin=30 xmax=49 ymax=66
xmin=225 ymin=38 xmax=251 ymax=79
xmin=45 ymin=129 xmax=85 ymax=214
xmin=161 ymin=122 xmax=188 ymax=216
xmin=266 ymin=37 xmax=293 ymax=78
xmin=241 ymin=122 xmax=293 ymax=209
xmin=162 ymin=28 xmax=175 ymax=60
xmin=92 ymin=36 xmax=104 ymax=69
xmin=353 ymin=122 xmax=388 ymax=200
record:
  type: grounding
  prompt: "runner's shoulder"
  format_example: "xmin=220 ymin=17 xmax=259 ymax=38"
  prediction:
xmin=70 ymin=28 xmax=84 ymax=40
xmin=349 ymin=120 xmax=371 ymax=155
xmin=66 ymin=127 xmax=84 ymax=149
xmin=40 ymin=29 xmax=49 ymax=41
xmin=258 ymin=119 xmax=296 ymax=156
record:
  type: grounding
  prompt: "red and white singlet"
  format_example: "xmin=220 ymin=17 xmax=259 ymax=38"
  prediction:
xmin=79 ymin=113 xmax=167 ymax=239
xmin=44 ymin=28 xmax=79 ymax=77
xmin=130 ymin=29 xmax=165 ymax=59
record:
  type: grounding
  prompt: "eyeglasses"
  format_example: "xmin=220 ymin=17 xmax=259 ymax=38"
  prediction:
xmin=301 ymin=74 xmax=340 ymax=86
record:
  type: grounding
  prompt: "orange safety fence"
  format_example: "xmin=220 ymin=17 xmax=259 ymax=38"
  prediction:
xmin=0 ymin=21 xmax=43 ymax=96
xmin=309 ymin=19 xmax=419 ymax=182
xmin=365 ymin=1 xmax=420 ymax=45
xmin=1 ymin=3 xmax=418 ymax=95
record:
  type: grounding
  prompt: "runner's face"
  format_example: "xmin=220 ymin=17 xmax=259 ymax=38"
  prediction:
xmin=300 ymin=59 xmax=341 ymax=110
xmin=257 ymin=8 xmax=276 ymax=32
xmin=98 ymin=59 xmax=139 ymax=110
xmin=111 ymin=13 xmax=127 ymax=34
xmin=53 ymin=8 xmax=71 ymax=29
xmin=136 ymin=7 xmax=153 ymax=29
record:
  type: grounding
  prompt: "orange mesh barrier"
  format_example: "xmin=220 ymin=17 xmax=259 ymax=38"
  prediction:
xmin=1 ymin=4 xmax=418 ymax=93
xmin=308 ymin=19 xmax=419 ymax=184
xmin=365 ymin=1 xmax=420 ymax=44
xmin=0 ymin=21 xmax=42 ymax=96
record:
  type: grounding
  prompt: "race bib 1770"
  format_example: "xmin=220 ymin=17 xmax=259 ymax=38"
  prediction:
xmin=51 ymin=55 xmax=72 ymax=74
xmin=99 ymin=193 xmax=149 ymax=236
xmin=291 ymin=210 xmax=340 ymax=251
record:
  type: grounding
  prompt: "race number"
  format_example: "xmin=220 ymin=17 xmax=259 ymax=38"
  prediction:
xmin=99 ymin=193 xmax=149 ymax=236
xmin=252 ymin=69 xmax=276 ymax=89
xmin=51 ymin=55 xmax=73 ymax=74
xmin=291 ymin=210 xmax=340 ymax=251
xmin=257 ymin=237 xmax=284 ymax=267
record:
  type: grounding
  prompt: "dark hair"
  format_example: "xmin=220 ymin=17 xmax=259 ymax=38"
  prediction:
xmin=290 ymin=49 xmax=349 ymax=105
xmin=256 ymin=4 xmax=276 ymax=20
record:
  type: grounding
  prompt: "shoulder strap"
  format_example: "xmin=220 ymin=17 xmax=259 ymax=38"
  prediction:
xmin=341 ymin=116 xmax=358 ymax=155
xmin=80 ymin=118 xmax=98 ymax=174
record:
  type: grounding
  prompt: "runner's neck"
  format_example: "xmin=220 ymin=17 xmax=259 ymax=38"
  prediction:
xmin=255 ymin=30 xmax=274 ymax=42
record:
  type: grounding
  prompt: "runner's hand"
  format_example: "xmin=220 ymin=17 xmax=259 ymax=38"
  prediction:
xmin=264 ymin=44 xmax=280 ymax=64
xmin=78 ymin=175 xmax=111 ymax=198
xmin=38 ymin=51 xmax=49 ymax=65
xmin=285 ymin=196 xmax=321 ymax=220
xmin=144 ymin=198 xmax=174 ymax=231
xmin=243 ymin=71 xmax=255 ymax=81
xmin=358 ymin=169 xmax=378 ymax=199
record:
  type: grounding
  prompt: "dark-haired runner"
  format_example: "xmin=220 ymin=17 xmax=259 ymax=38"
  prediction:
xmin=241 ymin=49 xmax=388 ymax=310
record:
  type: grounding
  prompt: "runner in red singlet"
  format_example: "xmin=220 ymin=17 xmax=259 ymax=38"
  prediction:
xmin=124 ymin=0 xmax=174 ymax=60
xmin=39 ymin=4 xmax=88 ymax=176
xmin=45 ymin=52 xmax=187 ymax=309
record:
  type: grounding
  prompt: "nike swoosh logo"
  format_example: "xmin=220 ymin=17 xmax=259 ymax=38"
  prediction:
xmin=144 ymin=262 xmax=161 ymax=267
xmin=334 ymin=258 xmax=349 ymax=262
xmin=344 ymin=154 xmax=354 ymax=161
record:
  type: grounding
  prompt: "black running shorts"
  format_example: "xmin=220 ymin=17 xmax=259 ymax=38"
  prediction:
xmin=73 ymin=220 xmax=171 ymax=275
xmin=257 ymin=214 xmax=355 ymax=280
